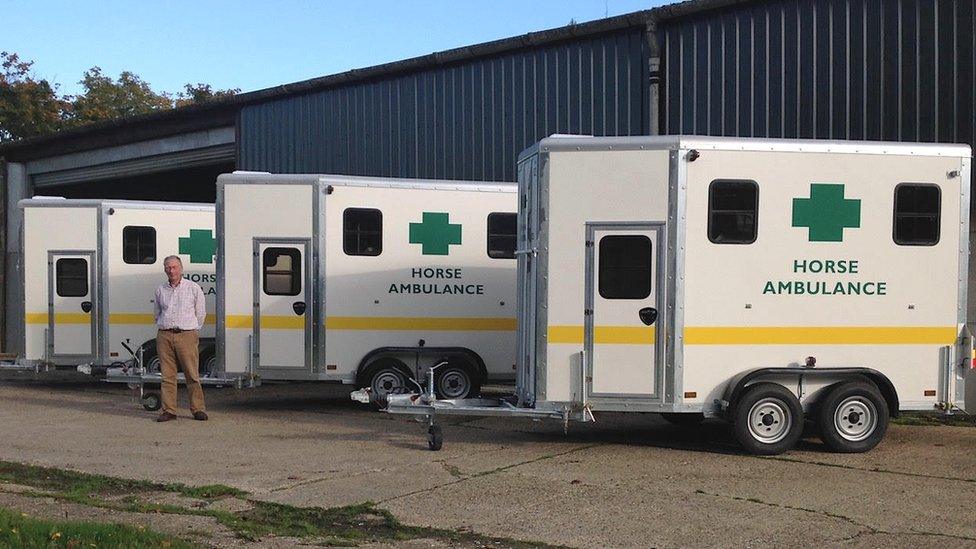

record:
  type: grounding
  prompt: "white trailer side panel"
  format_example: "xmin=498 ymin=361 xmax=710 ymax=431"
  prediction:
xmin=323 ymin=184 xmax=517 ymax=382
xmin=680 ymin=150 xmax=964 ymax=411
xmin=105 ymin=207 xmax=216 ymax=359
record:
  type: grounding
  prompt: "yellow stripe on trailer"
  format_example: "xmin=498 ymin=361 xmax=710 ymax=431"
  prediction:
xmin=547 ymin=325 xmax=957 ymax=345
xmin=683 ymin=326 xmax=958 ymax=345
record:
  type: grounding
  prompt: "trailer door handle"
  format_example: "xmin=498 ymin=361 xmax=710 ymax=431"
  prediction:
xmin=292 ymin=301 xmax=306 ymax=315
xmin=81 ymin=301 xmax=92 ymax=313
xmin=638 ymin=307 xmax=657 ymax=326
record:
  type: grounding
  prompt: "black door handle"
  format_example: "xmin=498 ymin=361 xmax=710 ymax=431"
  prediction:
xmin=292 ymin=301 xmax=306 ymax=315
xmin=81 ymin=301 xmax=92 ymax=313
xmin=638 ymin=307 xmax=657 ymax=326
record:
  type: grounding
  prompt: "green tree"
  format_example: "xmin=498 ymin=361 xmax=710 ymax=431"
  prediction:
xmin=67 ymin=67 xmax=173 ymax=126
xmin=0 ymin=52 xmax=239 ymax=143
xmin=175 ymin=83 xmax=240 ymax=107
xmin=0 ymin=51 xmax=67 ymax=142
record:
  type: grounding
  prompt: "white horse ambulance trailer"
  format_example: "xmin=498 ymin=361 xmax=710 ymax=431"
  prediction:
xmin=217 ymin=173 xmax=517 ymax=398
xmin=20 ymin=198 xmax=217 ymax=372
xmin=366 ymin=136 xmax=972 ymax=455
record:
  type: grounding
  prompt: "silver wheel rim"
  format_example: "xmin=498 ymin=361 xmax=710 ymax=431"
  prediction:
xmin=747 ymin=397 xmax=793 ymax=444
xmin=437 ymin=369 xmax=470 ymax=399
xmin=833 ymin=396 xmax=877 ymax=442
xmin=372 ymin=370 xmax=404 ymax=397
xmin=146 ymin=356 xmax=161 ymax=374
xmin=204 ymin=356 xmax=217 ymax=377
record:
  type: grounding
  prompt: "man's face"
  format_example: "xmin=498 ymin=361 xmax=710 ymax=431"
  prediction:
xmin=164 ymin=258 xmax=183 ymax=283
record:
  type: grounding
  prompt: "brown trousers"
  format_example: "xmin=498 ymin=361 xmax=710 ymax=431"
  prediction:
xmin=157 ymin=329 xmax=205 ymax=415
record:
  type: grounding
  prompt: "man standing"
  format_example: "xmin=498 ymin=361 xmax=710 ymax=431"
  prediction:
xmin=153 ymin=255 xmax=208 ymax=422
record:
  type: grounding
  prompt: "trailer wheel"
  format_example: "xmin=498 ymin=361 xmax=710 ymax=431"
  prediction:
xmin=200 ymin=353 xmax=217 ymax=378
xmin=362 ymin=358 xmax=410 ymax=400
xmin=435 ymin=365 xmax=479 ymax=399
xmin=733 ymin=383 xmax=804 ymax=455
xmin=142 ymin=392 xmax=162 ymax=412
xmin=661 ymin=413 xmax=705 ymax=426
xmin=817 ymin=381 xmax=889 ymax=453
xmin=143 ymin=351 xmax=161 ymax=374
xmin=427 ymin=424 xmax=443 ymax=451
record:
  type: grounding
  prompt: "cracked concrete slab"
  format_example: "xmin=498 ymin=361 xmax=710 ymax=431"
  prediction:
xmin=0 ymin=380 xmax=973 ymax=547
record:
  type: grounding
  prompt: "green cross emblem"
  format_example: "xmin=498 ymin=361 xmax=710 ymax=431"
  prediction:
xmin=792 ymin=183 xmax=861 ymax=242
xmin=409 ymin=212 xmax=461 ymax=255
xmin=178 ymin=229 xmax=216 ymax=263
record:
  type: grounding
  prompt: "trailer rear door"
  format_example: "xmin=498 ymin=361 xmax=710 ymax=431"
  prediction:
xmin=48 ymin=251 xmax=97 ymax=361
xmin=584 ymin=223 xmax=664 ymax=401
xmin=254 ymin=240 xmax=311 ymax=370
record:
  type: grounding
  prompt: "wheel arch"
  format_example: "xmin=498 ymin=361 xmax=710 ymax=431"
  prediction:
xmin=355 ymin=346 xmax=488 ymax=386
xmin=722 ymin=367 xmax=899 ymax=420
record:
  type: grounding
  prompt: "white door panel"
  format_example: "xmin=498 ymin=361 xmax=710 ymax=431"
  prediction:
xmin=586 ymin=225 xmax=663 ymax=399
xmin=255 ymin=241 xmax=310 ymax=369
xmin=49 ymin=252 xmax=97 ymax=358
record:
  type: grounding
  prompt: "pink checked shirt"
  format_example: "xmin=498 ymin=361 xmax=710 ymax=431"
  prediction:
xmin=154 ymin=279 xmax=207 ymax=331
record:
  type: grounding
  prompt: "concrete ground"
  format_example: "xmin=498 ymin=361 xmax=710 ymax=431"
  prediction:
xmin=0 ymin=377 xmax=973 ymax=548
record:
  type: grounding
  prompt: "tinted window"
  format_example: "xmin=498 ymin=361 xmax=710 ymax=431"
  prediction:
xmin=487 ymin=213 xmax=517 ymax=259
xmin=598 ymin=235 xmax=652 ymax=299
xmin=708 ymin=180 xmax=758 ymax=244
xmin=56 ymin=258 xmax=88 ymax=297
xmin=894 ymin=184 xmax=940 ymax=246
xmin=123 ymin=226 xmax=156 ymax=264
xmin=263 ymin=248 xmax=301 ymax=296
xmin=343 ymin=208 xmax=382 ymax=256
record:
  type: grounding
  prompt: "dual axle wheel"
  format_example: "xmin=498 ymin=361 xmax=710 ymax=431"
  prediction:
xmin=733 ymin=380 xmax=889 ymax=455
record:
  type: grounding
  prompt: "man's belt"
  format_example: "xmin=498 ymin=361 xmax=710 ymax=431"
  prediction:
xmin=159 ymin=328 xmax=194 ymax=333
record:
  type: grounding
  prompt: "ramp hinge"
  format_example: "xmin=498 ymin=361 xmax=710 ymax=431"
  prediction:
xmin=584 ymin=309 xmax=593 ymax=316
xmin=585 ymin=241 xmax=594 ymax=247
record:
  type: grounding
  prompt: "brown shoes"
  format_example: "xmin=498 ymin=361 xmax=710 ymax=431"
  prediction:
xmin=156 ymin=411 xmax=208 ymax=421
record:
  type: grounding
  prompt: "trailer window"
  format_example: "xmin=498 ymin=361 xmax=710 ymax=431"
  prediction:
xmin=894 ymin=184 xmax=940 ymax=246
xmin=598 ymin=235 xmax=652 ymax=299
xmin=343 ymin=208 xmax=382 ymax=256
xmin=487 ymin=213 xmax=517 ymax=259
xmin=708 ymin=180 xmax=758 ymax=244
xmin=263 ymin=248 xmax=301 ymax=296
xmin=122 ymin=226 xmax=157 ymax=264
xmin=56 ymin=258 xmax=88 ymax=297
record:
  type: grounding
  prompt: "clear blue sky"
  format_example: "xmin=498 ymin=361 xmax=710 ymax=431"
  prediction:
xmin=4 ymin=0 xmax=670 ymax=97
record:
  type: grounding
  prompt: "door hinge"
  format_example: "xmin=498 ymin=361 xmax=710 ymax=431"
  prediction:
xmin=585 ymin=241 xmax=594 ymax=248
xmin=584 ymin=309 xmax=593 ymax=316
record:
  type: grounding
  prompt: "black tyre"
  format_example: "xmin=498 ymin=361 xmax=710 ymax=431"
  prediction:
xmin=143 ymin=351 xmax=161 ymax=374
xmin=817 ymin=380 xmax=889 ymax=453
xmin=142 ymin=392 xmax=162 ymax=412
xmin=661 ymin=412 xmax=705 ymax=426
xmin=427 ymin=424 xmax=443 ymax=451
xmin=434 ymin=365 xmax=479 ymax=399
xmin=200 ymin=352 xmax=217 ymax=378
xmin=733 ymin=382 xmax=804 ymax=455
xmin=362 ymin=359 xmax=411 ymax=399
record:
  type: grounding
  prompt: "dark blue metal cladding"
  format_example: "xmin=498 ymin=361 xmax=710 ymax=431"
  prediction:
xmin=662 ymin=0 xmax=976 ymax=146
xmin=238 ymin=29 xmax=651 ymax=181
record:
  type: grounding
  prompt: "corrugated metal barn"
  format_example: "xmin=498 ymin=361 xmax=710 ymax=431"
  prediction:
xmin=2 ymin=0 xmax=976 ymax=352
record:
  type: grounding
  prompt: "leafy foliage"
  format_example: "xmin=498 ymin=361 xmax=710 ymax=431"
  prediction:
xmin=0 ymin=51 xmax=239 ymax=143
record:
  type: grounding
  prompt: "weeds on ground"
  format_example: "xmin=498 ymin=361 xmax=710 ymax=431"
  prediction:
xmin=0 ymin=460 xmax=555 ymax=547
xmin=892 ymin=412 xmax=975 ymax=428
xmin=0 ymin=506 xmax=195 ymax=548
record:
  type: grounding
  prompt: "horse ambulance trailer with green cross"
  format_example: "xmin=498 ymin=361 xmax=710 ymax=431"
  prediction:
xmin=365 ymin=135 xmax=973 ymax=455
xmin=216 ymin=172 xmax=517 ymax=397
xmin=18 ymin=198 xmax=217 ymax=373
